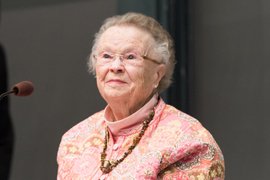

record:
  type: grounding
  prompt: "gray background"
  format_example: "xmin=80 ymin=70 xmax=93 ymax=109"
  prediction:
xmin=191 ymin=1 xmax=270 ymax=179
xmin=0 ymin=0 xmax=269 ymax=179
xmin=0 ymin=0 xmax=114 ymax=179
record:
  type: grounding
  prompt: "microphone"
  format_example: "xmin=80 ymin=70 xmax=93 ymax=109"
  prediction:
xmin=0 ymin=81 xmax=34 ymax=101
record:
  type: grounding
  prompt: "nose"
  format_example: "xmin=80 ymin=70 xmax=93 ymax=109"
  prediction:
xmin=109 ymin=56 xmax=125 ymax=73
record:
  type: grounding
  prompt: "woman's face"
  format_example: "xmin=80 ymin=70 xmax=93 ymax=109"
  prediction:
xmin=95 ymin=25 xmax=166 ymax=107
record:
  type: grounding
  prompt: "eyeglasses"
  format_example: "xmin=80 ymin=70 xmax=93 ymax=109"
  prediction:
xmin=93 ymin=53 xmax=161 ymax=66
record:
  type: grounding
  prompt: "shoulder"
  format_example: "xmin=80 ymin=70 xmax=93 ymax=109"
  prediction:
xmin=158 ymin=104 xmax=223 ymax=159
xmin=57 ymin=110 xmax=105 ymax=160
xmin=153 ymin=99 xmax=210 ymax=141
xmin=152 ymin=102 xmax=225 ymax=179
xmin=60 ymin=110 xmax=105 ymax=143
xmin=57 ymin=110 xmax=106 ymax=178
xmin=158 ymin=104 xmax=205 ymax=136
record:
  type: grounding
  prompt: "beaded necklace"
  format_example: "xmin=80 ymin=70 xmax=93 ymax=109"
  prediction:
xmin=100 ymin=105 xmax=156 ymax=173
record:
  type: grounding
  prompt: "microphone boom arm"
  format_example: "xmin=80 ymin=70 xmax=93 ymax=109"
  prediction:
xmin=0 ymin=89 xmax=18 ymax=101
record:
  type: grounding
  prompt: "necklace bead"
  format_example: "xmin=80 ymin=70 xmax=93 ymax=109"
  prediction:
xmin=100 ymin=104 xmax=157 ymax=173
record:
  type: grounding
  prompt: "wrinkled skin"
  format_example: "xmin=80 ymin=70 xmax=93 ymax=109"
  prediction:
xmin=96 ymin=25 xmax=166 ymax=121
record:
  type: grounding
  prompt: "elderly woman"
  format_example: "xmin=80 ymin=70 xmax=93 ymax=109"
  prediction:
xmin=57 ymin=13 xmax=225 ymax=180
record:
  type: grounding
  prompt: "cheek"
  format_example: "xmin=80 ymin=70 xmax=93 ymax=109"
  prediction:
xmin=144 ymin=65 xmax=156 ymax=82
xmin=131 ymin=67 xmax=154 ymax=91
xmin=95 ymin=66 xmax=108 ymax=93
xmin=134 ymin=71 xmax=146 ymax=88
xmin=96 ymin=65 xmax=107 ymax=81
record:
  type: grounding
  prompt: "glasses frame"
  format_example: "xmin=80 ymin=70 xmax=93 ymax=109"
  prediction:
xmin=93 ymin=54 xmax=161 ymax=65
xmin=141 ymin=56 xmax=162 ymax=65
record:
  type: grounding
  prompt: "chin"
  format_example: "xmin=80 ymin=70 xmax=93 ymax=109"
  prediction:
xmin=103 ymin=90 xmax=130 ymax=100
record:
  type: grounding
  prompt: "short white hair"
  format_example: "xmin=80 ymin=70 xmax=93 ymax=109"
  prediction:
xmin=88 ymin=12 xmax=175 ymax=93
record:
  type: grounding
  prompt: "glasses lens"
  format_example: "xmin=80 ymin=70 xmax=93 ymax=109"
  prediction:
xmin=122 ymin=53 xmax=143 ymax=66
xmin=95 ymin=52 xmax=146 ymax=66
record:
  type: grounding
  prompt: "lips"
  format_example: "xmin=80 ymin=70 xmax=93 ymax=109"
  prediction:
xmin=106 ymin=79 xmax=127 ymax=84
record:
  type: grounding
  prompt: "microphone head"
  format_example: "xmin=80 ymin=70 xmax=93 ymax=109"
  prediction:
xmin=12 ymin=81 xmax=34 ymax=97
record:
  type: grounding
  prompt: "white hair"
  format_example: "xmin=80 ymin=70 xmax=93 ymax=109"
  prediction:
xmin=88 ymin=12 xmax=175 ymax=93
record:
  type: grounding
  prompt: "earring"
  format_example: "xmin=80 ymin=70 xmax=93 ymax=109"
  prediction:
xmin=154 ymin=85 xmax=157 ymax=88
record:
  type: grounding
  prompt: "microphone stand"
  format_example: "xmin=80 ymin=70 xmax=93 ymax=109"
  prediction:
xmin=0 ymin=89 xmax=18 ymax=101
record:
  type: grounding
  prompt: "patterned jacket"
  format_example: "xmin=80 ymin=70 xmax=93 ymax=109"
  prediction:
xmin=57 ymin=98 xmax=225 ymax=180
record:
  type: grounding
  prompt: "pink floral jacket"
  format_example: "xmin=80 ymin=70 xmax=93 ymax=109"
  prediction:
xmin=57 ymin=98 xmax=225 ymax=179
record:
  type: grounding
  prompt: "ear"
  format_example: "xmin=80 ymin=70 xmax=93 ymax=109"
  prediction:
xmin=154 ymin=64 xmax=166 ymax=86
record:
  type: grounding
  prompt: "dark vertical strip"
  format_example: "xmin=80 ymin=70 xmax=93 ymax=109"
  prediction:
xmin=167 ymin=0 xmax=189 ymax=113
xmin=0 ymin=44 xmax=13 ymax=180
xmin=156 ymin=0 xmax=161 ymax=22
xmin=155 ymin=0 xmax=170 ymax=102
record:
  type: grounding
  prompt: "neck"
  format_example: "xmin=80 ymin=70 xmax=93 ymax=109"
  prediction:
xmin=107 ymin=93 xmax=154 ymax=121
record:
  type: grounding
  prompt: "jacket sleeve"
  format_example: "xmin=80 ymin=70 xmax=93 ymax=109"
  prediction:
xmin=158 ymin=133 xmax=225 ymax=180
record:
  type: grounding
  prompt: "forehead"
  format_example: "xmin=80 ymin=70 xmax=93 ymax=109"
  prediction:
xmin=98 ymin=25 xmax=155 ymax=50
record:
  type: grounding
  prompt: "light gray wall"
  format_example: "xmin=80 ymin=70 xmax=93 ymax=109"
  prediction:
xmin=191 ymin=1 xmax=270 ymax=179
xmin=0 ymin=0 xmax=116 ymax=179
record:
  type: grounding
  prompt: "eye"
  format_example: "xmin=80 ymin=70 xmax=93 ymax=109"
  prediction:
xmin=127 ymin=55 xmax=135 ymax=59
xmin=124 ymin=53 xmax=138 ymax=60
xmin=103 ymin=54 xmax=111 ymax=59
